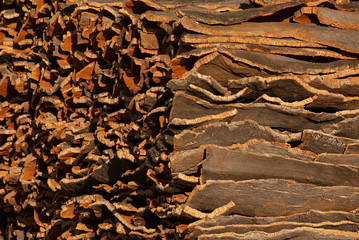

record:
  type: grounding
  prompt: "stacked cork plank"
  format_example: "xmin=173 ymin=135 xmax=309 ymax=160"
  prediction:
xmin=1 ymin=0 xmax=359 ymax=239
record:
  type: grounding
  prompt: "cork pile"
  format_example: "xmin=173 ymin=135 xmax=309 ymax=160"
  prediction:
xmin=1 ymin=0 xmax=359 ymax=239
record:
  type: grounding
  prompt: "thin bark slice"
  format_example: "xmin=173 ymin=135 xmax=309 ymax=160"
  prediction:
xmin=322 ymin=116 xmax=359 ymax=140
xmin=177 ymin=18 xmax=359 ymax=53
xmin=316 ymin=154 xmax=359 ymax=167
xmin=170 ymin=92 xmax=344 ymax=132
xmin=201 ymin=146 xmax=359 ymax=187
xmin=252 ymin=0 xmax=302 ymax=6
xmin=189 ymin=221 xmax=359 ymax=239
xmin=178 ymin=2 xmax=304 ymax=25
xmin=294 ymin=7 xmax=359 ymax=30
xmin=173 ymin=120 xmax=299 ymax=151
xmin=196 ymin=227 xmax=359 ymax=240
xmin=173 ymin=48 xmax=359 ymax=78
xmin=189 ymin=210 xmax=359 ymax=230
xmin=169 ymin=147 xmax=206 ymax=175
xmin=301 ymin=75 xmax=359 ymax=97
xmin=170 ymin=139 xmax=315 ymax=175
xmin=188 ymin=42 xmax=356 ymax=60
xmin=153 ymin=0 xmax=250 ymax=10
xmin=299 ymin=130 xmax=359 ymax=154
xmin=180 ymin=33 xmax=325 ymax=48
xmin=345 ymin=143 xmax=359 ymax=154
xmin=185 ymin=179 xmax=359 ymax=216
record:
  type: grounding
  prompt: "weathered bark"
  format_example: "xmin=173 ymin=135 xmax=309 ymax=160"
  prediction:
xmin=202 ymin=146 xmax=359 ymax=187
xmin=186 ymin=179 xmax=359 ymax=216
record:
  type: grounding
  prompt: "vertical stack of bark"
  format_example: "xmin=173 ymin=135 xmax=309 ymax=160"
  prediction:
xmin=1 ymin=0 xmax=359 ymax=239
xmin=166 ymin=0 xmax=359 ymax=239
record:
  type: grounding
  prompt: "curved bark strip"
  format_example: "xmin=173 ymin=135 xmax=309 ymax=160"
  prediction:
xmin=170 ymin=92 xmax=345 ymax=132
xmin=294 ymin=7 xmax=359 ymax=30
xmin=187 ymin=42 xmax=357 ymax=59
xmin=177 ymin=18 xmax=359 ymax=54
xmin=178 ymin=2 xmax=305 ymax=25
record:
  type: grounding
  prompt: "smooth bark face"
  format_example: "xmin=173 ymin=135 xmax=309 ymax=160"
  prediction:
xmin=170 ymin=139 xmax=316 ymax=175
xmin=186 ymin=179 xmax=359 ymax=216
xmin=299 ymin=130 xmax=359 ymax=154
xmin=201 ymin=146 xmax=359 ymax=187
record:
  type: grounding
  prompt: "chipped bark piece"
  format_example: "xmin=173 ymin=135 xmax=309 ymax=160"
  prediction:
xmin=169 ymin=146 xmax=205 ymax=175
xmin=170 ymin=92 xmax=345 ymax=132
xmin=187 ymin=85 xmax=249 ymax=103
xmin=345 ymin=143 xmax=359 ymax=154
xmin=322 ymin=116 xmax=359 ymax=140
xmin=177 ymin=18 xmax=359 ymax=53
xmin=171 ymin=139 xmax=315 ymax=175
xmin=337 ymin=1 xmax=359 ymax=11
xmin=226 ymin=139 xmax=317 ymax=161
xmin=253 ymin=0 xmax=302 ymax=6
xmin=260 ymin=92 xmax=359 ymax=111
xmin=173 ymin=120 xmax=299 ymax=151
xmin=76 ymin=62 xmax=95 ymax=80
xmin=180 ymin=33 xmax=325 ymax=48
xmin=188 ymin=221 xmax=359 ymax=239
xmin=141 ymin=10 xmax=178 ymax=23
xmin=139 ymin=31 xmax=159 ymax=50
xmin=202 ymin=146 xmax=359 ymax=187
xmin=153 ymin=0 xmax=250 ymax=10
xmin=299 ymin=130 xmax=359 ymax=154
xmin=229 ymin=75 xmax=317 ymax=102
xmin=193 ymin=54 xmax=271 ymax=87
xmin=196 ymin=227 xmax=359 ymax=240
xmin=188 ymin=42 xmax=356 ymax=60
xmin=174 ymin=48 xmax=359 ymax=80
xmin=182 ymin=201 xmax=236 ymax=220
xmin=188 ymin=210 xmax=359 ymax=230
xmin=178 ymin=2 xmax=304 ymax=25
xmin=185 ymin=179 xmax=359 ymax=216
xmin=300 ymin=75 xmax=359 ymax=97
xmin=19 ymin=154 xmax=37 ymax=183
xmin=87 ymin=0 xmax=125 ymax=7
xmin=213 ymin=48 xmax=359 ymax=75
xmin=309 ymin=93 xmax=359 ymax=111
xmin=294 ymin=7 xmax=359 ymax=30
xmin=168 ymin=72 xmax=230 ymax=96
xmin=316 ymin=154 xmax=359 ymax=167
xmin=230 ymin=75 xmax=359 ymax=109
xmin=170 ymin=108 xmax=238 ymax=126
xmin=89 ymin=197 xmax=156 ymax=234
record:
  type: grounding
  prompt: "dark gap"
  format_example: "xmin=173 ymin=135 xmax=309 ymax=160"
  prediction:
xmin=126 ymin=0 xmax=159 ymax=14
xmin=248 ymin=5 xmax=303 ymax=23
xmin=304 ymin=106 xmax=339 ymax=113
xmin=289 ymin=140 xmax=302 ymax=148
xmin=282 ymin=54 xmax=339 ymax=63
xmin=338 ymin=73 xmax=359 ymax=79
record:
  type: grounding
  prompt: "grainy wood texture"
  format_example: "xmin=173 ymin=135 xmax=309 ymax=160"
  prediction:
xmin=1 ymin=0 xmax=359 ymax=239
